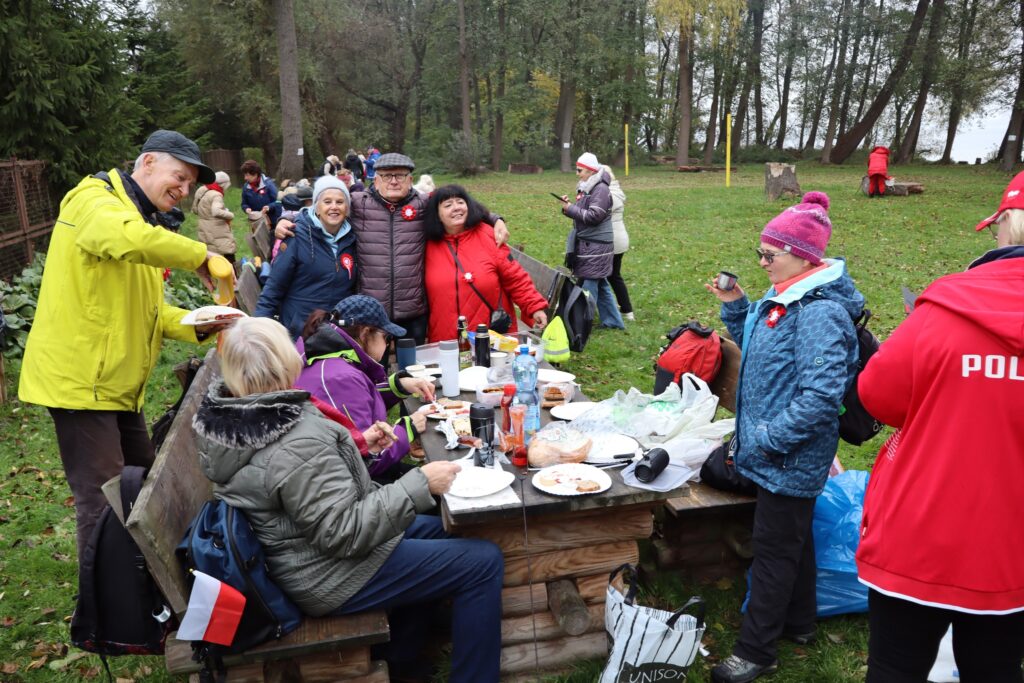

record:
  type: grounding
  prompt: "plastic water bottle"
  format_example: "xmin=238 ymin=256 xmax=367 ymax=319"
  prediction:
xmin=512 ymin=345 xmax=540 ymax=443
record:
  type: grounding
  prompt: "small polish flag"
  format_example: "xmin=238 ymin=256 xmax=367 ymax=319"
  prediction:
xmin=177 ymin=571 xmax=246 ymax=646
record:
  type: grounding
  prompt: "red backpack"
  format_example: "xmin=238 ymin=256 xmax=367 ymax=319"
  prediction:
xmin=654 ymin=321 xmax=723 ymax=394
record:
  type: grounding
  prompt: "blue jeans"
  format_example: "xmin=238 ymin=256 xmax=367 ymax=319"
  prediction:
xmin=581 ymin=278 xmax=625 ymax=329
xmin=334 ymin=516 xmax=503 ymax=683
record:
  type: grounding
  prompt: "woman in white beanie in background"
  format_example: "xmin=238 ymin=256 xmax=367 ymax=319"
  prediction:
xmin=254 ymin=175 xmax=358 ymax=340
xmin=557 ymin=152 xmax=625 ymax=329
xmin=603 ymin=165 xmax=634 ymax=321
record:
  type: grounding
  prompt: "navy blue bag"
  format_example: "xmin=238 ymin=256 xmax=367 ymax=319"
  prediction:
xmin=176 ymin=500 xmax=302 ymax=654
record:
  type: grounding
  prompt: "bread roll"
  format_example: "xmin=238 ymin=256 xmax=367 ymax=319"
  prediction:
xmin=528 ymin=426 xmax=592 ymax=468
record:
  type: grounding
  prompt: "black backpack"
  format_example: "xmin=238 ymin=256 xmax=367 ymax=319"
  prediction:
xmin=838 ymin=309 xmax=885 ymax=445
xmin=557 ymin=281 xmax=595 ymax=353
xmin=71 ymin=466 xmax=174 ymax=667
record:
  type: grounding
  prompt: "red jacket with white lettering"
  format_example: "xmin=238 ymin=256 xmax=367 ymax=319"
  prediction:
xmin=856 ymin=248 xmax=1024 ymax=614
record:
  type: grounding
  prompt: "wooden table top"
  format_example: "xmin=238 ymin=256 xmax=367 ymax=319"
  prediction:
xmin=403 ymin=389 xmax=685 ymax=529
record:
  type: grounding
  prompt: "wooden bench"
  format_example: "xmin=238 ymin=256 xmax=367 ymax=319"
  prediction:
xmin=104 ymin=349 xmax=390 ymax=682
xmin=658 ymin=335 xmax=756 ymax=579
xmin=509 ymin=247 xmax=571 ymax=320
xmin=235 ymin=266 xmax=262 ymax=315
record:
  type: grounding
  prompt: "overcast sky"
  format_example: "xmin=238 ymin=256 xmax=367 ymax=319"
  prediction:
xmin=922 ymin=105 xmax=1011 ymax=163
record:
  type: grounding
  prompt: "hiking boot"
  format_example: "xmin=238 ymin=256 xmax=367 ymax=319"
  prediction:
xmin=711 ymin=655 xmax=778 ymax=683
xmin=623 ymin=311 xmax=635 ymax=321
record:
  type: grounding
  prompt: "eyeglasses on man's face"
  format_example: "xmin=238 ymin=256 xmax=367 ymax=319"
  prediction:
xmin=755 ymin=247 xmax=791 ymax=264
xmin=377 ymin=172 xmax=411 ymax=183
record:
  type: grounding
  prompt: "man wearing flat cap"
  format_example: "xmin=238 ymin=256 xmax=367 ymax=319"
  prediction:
xmin=276 ymin=152 xmax=508 ymax=343
xmin=20 ymin=130 xmax=227 ymax=564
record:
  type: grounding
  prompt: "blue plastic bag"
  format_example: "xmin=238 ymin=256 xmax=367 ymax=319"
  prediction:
xmin=741 ymin=470 xmax=870 ymax=617
xmin=813 ymin=470 xmax=869 ymax=616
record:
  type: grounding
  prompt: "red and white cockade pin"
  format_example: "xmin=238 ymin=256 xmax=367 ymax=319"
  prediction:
xmin=401 ymin=205 xmax=417 ymax=221
xmin=464 ymin=272 xmax=474 ymax=283
xmin=340 ymin=253 xmax=354 ymax=278
xmin=766 ymin=305 xmax=787 ymax=328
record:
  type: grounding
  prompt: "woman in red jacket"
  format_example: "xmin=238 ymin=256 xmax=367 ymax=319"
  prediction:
xmin=424 ymin=185 xmax=548 ymax=342
xmin=866 ymin=146 xmax=890 ymax=198
xmin=856 ymin=171 xmax=1024 ymax=682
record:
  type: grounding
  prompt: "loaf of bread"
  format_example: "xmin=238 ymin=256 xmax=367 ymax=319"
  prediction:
xmin=527 ymin=426 xmax=592 ymax=468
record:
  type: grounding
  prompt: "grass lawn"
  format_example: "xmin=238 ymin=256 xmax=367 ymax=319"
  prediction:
xmin=0 ymin=160 xmax=1008 ymax=681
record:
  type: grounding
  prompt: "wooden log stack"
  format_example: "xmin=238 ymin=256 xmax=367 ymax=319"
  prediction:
xmin=465 ymin=505 xmax=652 ymax=679
xmin=859 ymin=175 xmax=924 ymax=196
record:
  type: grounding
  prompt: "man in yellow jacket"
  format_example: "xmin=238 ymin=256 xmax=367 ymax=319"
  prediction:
xmin=19 ymin=130 xmax=224 ymax=561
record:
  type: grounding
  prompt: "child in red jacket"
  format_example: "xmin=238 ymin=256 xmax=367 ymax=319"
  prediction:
xmin=867 ymin=146 xmax=890 ymax=197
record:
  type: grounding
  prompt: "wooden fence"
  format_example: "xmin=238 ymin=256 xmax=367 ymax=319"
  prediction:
xmin=0 ymin=159 xmax=55 ymax=280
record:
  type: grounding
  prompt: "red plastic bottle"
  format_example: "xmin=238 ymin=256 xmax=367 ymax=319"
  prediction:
xmin=500 ymin=383 xmax=517 ymax=432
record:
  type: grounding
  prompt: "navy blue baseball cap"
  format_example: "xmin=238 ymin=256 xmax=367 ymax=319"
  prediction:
xmin=141 ymin=130 xmax=215 ymax=184
xmin=333 ymin=295 xmax=407 ymax=337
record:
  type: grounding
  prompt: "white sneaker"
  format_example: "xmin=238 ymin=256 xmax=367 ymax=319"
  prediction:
xmin=623 ymin=312 xmax=635 ymax=321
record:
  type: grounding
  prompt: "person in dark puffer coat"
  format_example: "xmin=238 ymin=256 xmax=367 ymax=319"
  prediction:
xmin=254 ymin=176 xmax=357 ymax=340
xmin=705 ymin=191 xmax=863 ymax=683
xmin=559 ymin=152 xmax=624 ymax=329
xmin=193 ymin=316 xmax=502 ymax=683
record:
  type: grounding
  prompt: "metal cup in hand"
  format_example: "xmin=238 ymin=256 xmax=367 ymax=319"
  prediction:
xmin=469 ymin=403 xmax=495 ymax=467
xmin=716 ymin=271 xmax=738 ymax=291
xmin=635 ymin=447 xmax=669 ymax=483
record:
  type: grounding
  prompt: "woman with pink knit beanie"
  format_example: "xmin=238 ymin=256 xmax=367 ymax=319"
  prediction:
xmin=705 ymin=192 xmax=866 ymax=683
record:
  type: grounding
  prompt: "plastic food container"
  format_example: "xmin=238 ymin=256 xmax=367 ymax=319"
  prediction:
xmin=475 ymin=383 xmax=506 ymax=407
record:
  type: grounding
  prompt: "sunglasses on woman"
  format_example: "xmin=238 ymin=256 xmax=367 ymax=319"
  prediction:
xmin=755 ymin=248 xmax=791 ymax=264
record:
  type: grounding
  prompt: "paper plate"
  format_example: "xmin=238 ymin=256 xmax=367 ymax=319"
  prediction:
xmin=549 ymin=401 xmax=598 ymax=421
xmin=585 ymin=433 xmax=642 ymax=464
xmin=537 ymin=368 xmax=576 ymax=384
xmin=180 ymin=306 xmax=248 ymax=326
xmin=458 ymin=365 xmax=490 ymax=392
xmin=448 ymin=466 xmax=515 ymax=498
xmin=531 ymin=463 xmax=612 ymax=496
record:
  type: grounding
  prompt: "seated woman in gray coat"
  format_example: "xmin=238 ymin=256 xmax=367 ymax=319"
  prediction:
xmin=192 ymin=317 xmax=504 ymax=682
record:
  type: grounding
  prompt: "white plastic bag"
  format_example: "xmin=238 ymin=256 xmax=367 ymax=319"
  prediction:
xmin=601 ymin=565 xmax=706 ymax=683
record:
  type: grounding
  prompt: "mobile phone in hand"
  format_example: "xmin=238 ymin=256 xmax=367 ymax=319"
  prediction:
xmin=550 ymin=192 xmax=566 ymax=201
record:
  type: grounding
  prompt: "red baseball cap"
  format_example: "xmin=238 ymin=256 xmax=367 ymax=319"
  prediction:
xmin=976 ymin=170 xmax=1024 ymax=231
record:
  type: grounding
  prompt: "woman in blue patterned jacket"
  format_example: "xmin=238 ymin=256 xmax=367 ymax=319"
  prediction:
xmin=705 ymin=191 xmax=864 ymax=683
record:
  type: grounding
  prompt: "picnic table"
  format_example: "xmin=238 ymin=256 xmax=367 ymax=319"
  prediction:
xmin=402 ymin=373 xmax=685 ymax=678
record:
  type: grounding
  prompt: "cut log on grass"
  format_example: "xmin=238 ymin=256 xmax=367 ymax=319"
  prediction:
xmin=501 ymin=604 xmax=605 ymax=645
xmin=677 ymin=165 xmax=728 ymax=172
xmin=859 ymin=176 xmax=925 ymax=196
xmin=499 ymin=630 xmax=608 ymax=674
xmin=547 ymin=579 xmax=591 ymax=635
xmin=508 ymin=163 xmax=543 ymax=174
xmin=765 ymin=163 xmax=801 ymax=201
xmin=502 ymin=540 xmax=639 ymax=586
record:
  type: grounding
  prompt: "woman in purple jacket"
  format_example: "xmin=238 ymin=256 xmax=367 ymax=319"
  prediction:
xmin=294 ymin=295 xmax=435 ymax=481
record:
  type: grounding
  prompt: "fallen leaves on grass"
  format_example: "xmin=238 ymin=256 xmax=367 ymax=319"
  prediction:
xmin=1 ymin=615 xmax=15 ymax=627
xmin=826 ymin=632 xmax=844 ymax=644
xmin=714 ymin=577 xmax=734 ymax=591
xmin=47 ymin=651 xmax=89 ymax=671
xmin=2 ymin=662 xmax=18 ymax=674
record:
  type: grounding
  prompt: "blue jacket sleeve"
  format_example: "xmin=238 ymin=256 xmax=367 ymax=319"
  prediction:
xmin=253 ymin=235 xmax=298 ymax=318
xmin=721 ymin=296 xmax=751 ymax=347
xmin=755 ymin=300 xmax=855 ymax=456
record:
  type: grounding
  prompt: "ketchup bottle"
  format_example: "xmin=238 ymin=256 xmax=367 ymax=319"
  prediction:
xmin=500 ymin=383 xmax=516 ymax=432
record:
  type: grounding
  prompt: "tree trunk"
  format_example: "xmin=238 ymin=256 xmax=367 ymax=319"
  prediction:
xmin=614 ymin=0 xmax=639 ymax=165
xmin=775 ymin=8 xmax=798 ymax=150
xmin=821 ymin=0 xmax=852 ymax=163
xmin=491 ymin=1 xmax=507 ymax=170
xmin=704 ymin=57 xmax=723 ymax=164
xmin=854 ymin=0 xmax=885 ymax=126
xmin=940 ymin=0 xmax=979 ymax=163
xmin=272 ymin=0 xmax=303 ymax=180
xmin=1001 ymin=0 xmax=1024 ymax=172
xmin=675 ymin=22 xmax=693 ymax=165
xmin=831 ymin=0 xmax=931 ymax=163
xmin=750 ymin=0 xmax=766 ymax=146
xmin=556 ymin=74 xmax=576 ymax=172
xmin=804 ymin=13 xmax=842 ymax=153
xmin=896 ymin=0 xmax=946 ymax=163
xmin=838 ymin=0 xmax=868 ymax=137
xmin=457 ymin=0 xmax=473 ymax=139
